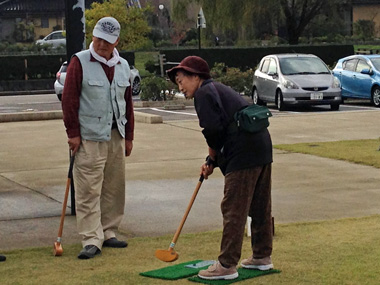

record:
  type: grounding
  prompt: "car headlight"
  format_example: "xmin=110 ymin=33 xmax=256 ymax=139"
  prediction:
xmin=332 ymin=77 xmax=341 ymax=88
xmin=281 ymin=78 xmax=299 ymax=89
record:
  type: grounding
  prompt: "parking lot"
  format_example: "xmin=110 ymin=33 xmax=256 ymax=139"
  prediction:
xmin=0 ymin=93 xmax=378 ymax=121
xmin=137 ymin=99 xmax=379 ymax=121
xmin=0 ymin=100 xmax=380 ymax=250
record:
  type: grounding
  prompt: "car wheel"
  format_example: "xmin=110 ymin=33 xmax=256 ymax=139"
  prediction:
xmin=132 ymin=77 xmax=141 ymax=96
xmin=331 ymin=104 xmax=340 ymax=111
xmin=252 ymin=87 xmax=265 ymax=106
xmin=276 ymin=90 xmax=286 ymax=111
xmin=371 ymin=86 xmax=380 ymax=107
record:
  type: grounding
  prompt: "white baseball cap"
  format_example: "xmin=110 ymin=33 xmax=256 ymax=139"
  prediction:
xmin=93 ymin=17 xmax=120 ymax=44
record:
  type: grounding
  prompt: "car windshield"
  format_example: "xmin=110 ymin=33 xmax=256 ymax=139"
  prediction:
xmin=279 ymin=57 xmax=330 ymax=75
xmin=370 ymin=58 xmax=380 ymax=71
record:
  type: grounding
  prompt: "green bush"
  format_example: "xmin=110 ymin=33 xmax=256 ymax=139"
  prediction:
xmin=211 ymin=62 xmax=254 ymax=95
xmin=354 ymin=19 xmax=375 ymax=41
xmin=140 ymin=75 xmax=172 ymax=101
xmin=144 ymin=59 xmax=157 ymax=74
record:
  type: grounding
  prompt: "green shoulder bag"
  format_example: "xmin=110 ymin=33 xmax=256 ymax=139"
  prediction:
xmin=233 ymin=104 xmax=272 ymax=133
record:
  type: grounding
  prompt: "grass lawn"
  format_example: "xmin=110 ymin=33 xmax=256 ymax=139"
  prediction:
xmin=1 ymin=215 xmax=380 ymax=284
xmin=1 ymin=139 xmax=379 ymax=284
xmin=134 ymin=51 xmax=159 ymax=77
xmin=354 ymin=44 xmax=380 ymax=52
xmin=274 ymin=139 xmax=380 ymax=168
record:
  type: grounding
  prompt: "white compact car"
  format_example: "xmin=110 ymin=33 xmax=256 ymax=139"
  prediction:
xmin=54 ymin=61 xmax=141 ymax=101
xmin=36 ymin=30 xmax=66 ymax=48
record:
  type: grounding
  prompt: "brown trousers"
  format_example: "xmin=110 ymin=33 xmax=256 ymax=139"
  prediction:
xmin=218 ymin=164 xmax=273 ymax=267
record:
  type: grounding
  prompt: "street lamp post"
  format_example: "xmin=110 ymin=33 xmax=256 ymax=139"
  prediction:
xmin=197 ymin=7 xmax=206 ymax=50
xmin=65 ymin=0 xmax=86 ymax=63
xmin=198 ymin=13 xmax=201 ymax=50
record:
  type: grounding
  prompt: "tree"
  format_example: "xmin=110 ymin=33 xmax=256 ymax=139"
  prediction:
xmin=354 ymin=19 xmax=375 ymax=41
xmin=171 ymin=0 xmax=279 ymax=45
xmin=85 ymin=0 xmax=151 ymax=50
xmin=172 ymin=0 xmax=342 ymax=45
xmin=279 ymin=0 xmax=332 ymax=44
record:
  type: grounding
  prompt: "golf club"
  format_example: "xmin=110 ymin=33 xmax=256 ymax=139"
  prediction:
xmin=53 ymin=154 xmax=75 ymax=256
xmin=155 ymin=158 xmax=211 ymax=262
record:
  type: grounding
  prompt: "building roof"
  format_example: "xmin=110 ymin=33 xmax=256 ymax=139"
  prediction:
xmin=0 ymin=0 xmax=64 ymax=12
xmin=353 ymin=0 xmax=380 ymax=5
xmin=0 ymin=0 xmax=101 ymax=13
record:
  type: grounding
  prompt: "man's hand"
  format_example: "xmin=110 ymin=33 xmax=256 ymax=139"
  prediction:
xmin=125 ymin=140 xmax=133 ymax=156
xmin=68 ymin=136 xmax=81 ymax=155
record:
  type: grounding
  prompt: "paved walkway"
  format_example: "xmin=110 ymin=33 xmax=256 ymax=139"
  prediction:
xmin=0 ymin=108 xmax=380 ymax=251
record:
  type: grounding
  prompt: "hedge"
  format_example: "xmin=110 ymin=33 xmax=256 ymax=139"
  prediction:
xmin=159 ymin=44 xmax=355 ymax=72
xmin=0 ymin=51 xmax=135 ymax=91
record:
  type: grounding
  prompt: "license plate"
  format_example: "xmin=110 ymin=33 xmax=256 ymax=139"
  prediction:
xmin=311 ymin=92 xmax=323 ymax=100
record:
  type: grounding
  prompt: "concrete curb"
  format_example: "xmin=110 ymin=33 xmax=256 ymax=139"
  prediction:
xmin=0 ymin=111 xmax=63 ymax=122
xmin=0 ymin=99 xmax=195 ymax=123
xmin=0 ymin=110 xmax=163 ymax=124
xmin=134 ymin=111 xmax=163 ymax=124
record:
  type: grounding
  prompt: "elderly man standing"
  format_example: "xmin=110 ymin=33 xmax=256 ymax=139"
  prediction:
xmin=62 ymin=17 xmax=134 ymax=259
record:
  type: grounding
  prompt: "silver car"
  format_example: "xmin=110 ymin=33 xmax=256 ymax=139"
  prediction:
xmin=36 ymin=30 xmax=66 ymax=48
xmin=252 ymin=54 xmax=341 ymax=111
xmin=54 ymin=61 xmax=141 ymax=101
xmin=54 ymin=61 xmax=68 ymax=101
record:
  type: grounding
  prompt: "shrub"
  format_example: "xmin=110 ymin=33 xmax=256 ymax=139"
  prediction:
xmin=140 ymin=75 xmax=172 ymax=101
xmin=354 ymin=20 xmax=375 ymax=41
xmin=144 ymin=59 xmax=157 ymax=74
xmin=211 ymin=62 xmax=254 ymax=95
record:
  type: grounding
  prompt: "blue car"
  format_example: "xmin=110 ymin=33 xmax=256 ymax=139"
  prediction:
xmin=332 ymin=54 xmax=380 ymax=107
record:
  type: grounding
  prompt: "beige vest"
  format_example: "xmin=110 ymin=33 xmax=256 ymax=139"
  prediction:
xmin=76 ymin=50 xmax=130 ymax=141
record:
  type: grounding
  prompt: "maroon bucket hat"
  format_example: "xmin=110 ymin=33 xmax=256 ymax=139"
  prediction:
xmin=166 ymin=56 xmax=211 ymax=83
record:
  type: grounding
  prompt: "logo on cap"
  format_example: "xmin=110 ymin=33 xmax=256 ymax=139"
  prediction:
xmin=101 ymin=21 xmax=120 ymax=35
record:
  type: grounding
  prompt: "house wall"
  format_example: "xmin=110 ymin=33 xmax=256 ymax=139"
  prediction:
xmin=33 ymin=17 xmax=65 ymax=39
xmin=0 ymin=19 xmax=15 ymax=41
xmin=0 ymin=15 xmax=64 ymax=42
xmin=353 ymin=5 xmax=380 ymax=37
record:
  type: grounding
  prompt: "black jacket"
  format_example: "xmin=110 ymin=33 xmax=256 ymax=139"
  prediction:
xmin=194 ymin=80 xmax=273 ymax=174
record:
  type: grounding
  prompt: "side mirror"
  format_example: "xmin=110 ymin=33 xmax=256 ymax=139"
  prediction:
xmin=268 ymin=71 xmax=278 ymax=77
xmin=360 ymin=68 xmax=373 ymax=75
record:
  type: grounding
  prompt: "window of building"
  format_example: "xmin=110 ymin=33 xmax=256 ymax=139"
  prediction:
xmin=41 ymin=18 xmax=49 ymax=28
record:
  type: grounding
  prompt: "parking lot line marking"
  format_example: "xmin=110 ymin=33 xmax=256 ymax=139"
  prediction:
xmin=342 ymin=104 xmax=377 ymax=110
xmin=150 ymin=108 xmax=197 ymax=116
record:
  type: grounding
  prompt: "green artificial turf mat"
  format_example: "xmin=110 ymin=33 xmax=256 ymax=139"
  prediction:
xmin=188 ymin=268 xmax=281 ymax=284
xmin=140 ymin=260 xmax=215 ymax=280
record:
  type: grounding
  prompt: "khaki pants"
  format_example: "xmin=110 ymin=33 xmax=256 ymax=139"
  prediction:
xmin=73 ymin=129 xmax=126 ymax=249
xmin=218 ymin=164 xmax=273 ymax=267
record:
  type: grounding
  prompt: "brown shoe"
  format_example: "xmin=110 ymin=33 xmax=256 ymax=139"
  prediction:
xmin=198 ymin=261 xmax=238 ymax=280
xmin=241 ymin=256 xmax=273 ymax=270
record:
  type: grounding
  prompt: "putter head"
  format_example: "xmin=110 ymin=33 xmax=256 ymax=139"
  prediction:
xmin=53 ymin=242 xmax=63 ymax=256
xmin=155 ymin=249 xmax=179 ymax=262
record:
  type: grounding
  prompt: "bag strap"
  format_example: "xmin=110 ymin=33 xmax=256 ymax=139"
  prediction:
xmin=209 ymin=82 xmax=230 ymax=125
xmin=209 ymin=82 xmax=241 ymax=134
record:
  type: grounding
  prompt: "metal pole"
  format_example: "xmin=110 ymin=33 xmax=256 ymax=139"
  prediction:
xmin=198 ymin=14 xmax=201 ymax=50
xmin=65 ymin=0 xmax=86 ymax=63
xmin=65 ymin=0 xmax=84 ymax=215
xmin=68 ymin=150 xmax=76 ymax=215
